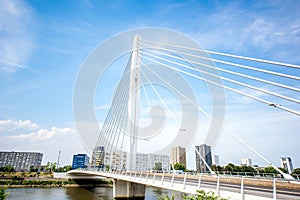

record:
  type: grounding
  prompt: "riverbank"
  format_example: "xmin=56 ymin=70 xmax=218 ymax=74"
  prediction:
xmin=0 ymin=172 xmax=113 ymax=188
xmin=0 ymin=180 xmax=112 ymax=188
xmin=0 ymin=179 xmax=112 ymax=188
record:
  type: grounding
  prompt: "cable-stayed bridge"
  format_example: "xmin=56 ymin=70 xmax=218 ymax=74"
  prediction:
xmin=69 ymin=34 xmax=300 ymax=199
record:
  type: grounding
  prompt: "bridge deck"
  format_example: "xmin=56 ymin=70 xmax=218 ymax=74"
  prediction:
xmin=67 ymin=170 xmax=300 ymax=200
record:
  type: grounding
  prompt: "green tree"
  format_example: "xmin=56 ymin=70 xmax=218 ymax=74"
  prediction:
xmin=211 ymin=165 xmax=223 ymax=172
xmin=159 ymin=190 xmax=227 ymax=200
xmin=240 ymin=165 xmax=255 ymax=172
xmin=173 ymin=163 xmax=185 ymax=171
xmin=183 ymin=190 xmax=227 ymax=200
xmin=0 ymin=187 xmax=9 ymax=200
xmin=46 ymin=162 xmax=57 ymax=172
xmin=211 ymin=165 xmax=217 ymax=171
xmin=54 ymin=165 xmax=72 ymax=172
xmin=263 ymin=166 xmax=277 ymax=174
xmin=278 ymin=167 xmax=287 ymax=173
xmin=0 ymin=166 xmax=14 ymax=172
xmin=153 ymin=162 xmax=162 ymax=171
xmin=292 ymin=168 xmax=300 ymax=174
xmin=223 ymin=163 xmax=235 ymax=172
xmin=30 ymin=166 xmax=38 ymax=172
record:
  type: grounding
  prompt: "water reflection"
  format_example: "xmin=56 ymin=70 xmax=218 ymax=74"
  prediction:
xmin=7 ymin=186 xmax=184 ymax=200
xmin=64 ymin=187 xmax=112 ymax=200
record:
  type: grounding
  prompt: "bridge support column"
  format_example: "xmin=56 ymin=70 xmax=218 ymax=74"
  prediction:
xmin=113 ymin=179 xmax=146 ymax=198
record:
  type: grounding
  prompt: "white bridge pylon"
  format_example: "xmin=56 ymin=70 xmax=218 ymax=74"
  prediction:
xmin=127 ymin=35 xmax=141 ymax=171
xmin=94 ymin=34 xmax=299 ymax=180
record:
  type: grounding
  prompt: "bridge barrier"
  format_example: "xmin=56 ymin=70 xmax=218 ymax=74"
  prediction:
xmin=68 ymin=169 xmax=300 ymax=199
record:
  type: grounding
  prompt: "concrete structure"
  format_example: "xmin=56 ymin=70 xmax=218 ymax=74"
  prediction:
xmin=72 ymin=154 xmax=90 ymax=169
xmin=171 ymin=146 xmax=186 ymax=168
xmin=212 ymin=154 xmax=219 ymax=165
xmin=195 ymin=144 xmax=212 ymax=173
xmin=127 ymin=35 xmax=141 ymax=171
xmin=68 ymin=169 xmax=290 ymax=200
xmin=91 ymin=146 xmax=105 ymax=168
xmin=136 ymin=153 xmax=170 ymax=171
xmin=113 ymin=180 xmax=145 ymax=198
xmin=241 ymin=158 xmax=252 ymax=166
xmin=280 ymin=157 xmax=293 ymax=174
xmin=0 ymin=151 xmax=43 ymax=172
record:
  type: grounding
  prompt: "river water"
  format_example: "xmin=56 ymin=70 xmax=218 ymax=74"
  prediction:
xmin=6 ymin=186 xmax=184 ymax=200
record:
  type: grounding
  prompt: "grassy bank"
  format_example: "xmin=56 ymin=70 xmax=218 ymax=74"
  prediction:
xmin=0 ymin=171 xmax=113 ymax=188
xmin=0 ymin=172 xmax=53 ymax=179
xmin=0 ymin=179 xmax=112 ymax=188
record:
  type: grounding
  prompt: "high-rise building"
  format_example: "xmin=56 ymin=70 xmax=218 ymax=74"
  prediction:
xmin=0 ymin=151 xmax=43 ymax=172
xmin=195 ymin=144 xmax=212 ymax=173
xmin=104 ymin=150 xmax=127 ymax=170
xmin=72 ymin=154 xmax=90 ymax=169
xmin=170 ymin=146 xmax=186 ymax=168
xmin=280 ymin=157 xmax=293 ymax=174
xmin=136 ymin=153 xmax=170 ymax=171
xmin=241 ymin=158 xmax=252 ymax=166
xmin=91 ymin=146 xmax=105 ymax=168
xmin=212 ymin=154 xmax=219 ymax=166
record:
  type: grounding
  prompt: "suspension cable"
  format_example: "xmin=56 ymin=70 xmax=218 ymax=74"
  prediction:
xmin=142 ymin=51 xmax=300 ymax=104
xmin=142 ymin=43 xmax=300 ymax=81
xmin=141 ymin=55 xmax=300 ymax=116
xmin=143 ymin=64 xmax=291 ymax=178
xmin=142 ymin=47 xmax=300 ymax=92
xmin=142 ymin=39 xmax=300 ymax=69
xmin=140 ymin=63 xmax=181 ymax=126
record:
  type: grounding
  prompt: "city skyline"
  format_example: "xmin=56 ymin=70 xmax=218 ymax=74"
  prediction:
xmin=0 ymin=0 xmax=299 ymax=168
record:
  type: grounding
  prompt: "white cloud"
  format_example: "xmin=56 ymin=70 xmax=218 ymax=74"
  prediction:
xmin=0 ymin=0 xmax=35 ymax=72
xmin=10 ymin=127 xmax=74 ymax=141
xmin=245 ymin=18 xmax=274 ymax=48
xmin=190 ymin=1 xmax=300 ymax=63
xmin=0 ymin=119 xmax=87 ymax=166
xmin=0 ymin=119 xmax=39 ymax=133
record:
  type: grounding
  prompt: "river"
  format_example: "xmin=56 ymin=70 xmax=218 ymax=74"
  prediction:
xmin=6 ymin=186 xmax=184 ymax=200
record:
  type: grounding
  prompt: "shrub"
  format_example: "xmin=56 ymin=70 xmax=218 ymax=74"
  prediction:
xmin=0 ymin=187 xmax=9 ymax=200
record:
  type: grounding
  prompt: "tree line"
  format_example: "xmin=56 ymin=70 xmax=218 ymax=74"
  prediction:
xmin=212 ymin=163 xmax=300 ymax=177
xmin=0 ymin=163 xmax=72 ymax=173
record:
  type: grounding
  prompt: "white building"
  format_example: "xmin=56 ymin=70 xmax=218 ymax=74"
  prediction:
xmin=136 ymin=153 xmax=170 ymax=171
xmin=171 ymin=146 xmax=186 ymax=167
xmin=105 ymin=150 xmax=127 ymax=170
xmin=241 ymin=158 xmax=252 ymax=166
xmin=280 ymin=157 xmax=293 ymax=174
xmin=212 ymin=154 xmax=219 ymax=166
xmin=0 ymin=151 xmax=43 ymax=171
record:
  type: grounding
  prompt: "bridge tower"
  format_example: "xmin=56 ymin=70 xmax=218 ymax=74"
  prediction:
xmin=112 ymin=35 xmax=146 ymax=199
xmin=127 ymin=35 xmax=141 ymax=171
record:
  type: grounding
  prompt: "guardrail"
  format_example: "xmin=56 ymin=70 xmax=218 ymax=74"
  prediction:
xmin=70 ymin=168 xmax=300 ymax=200
xmin=79 ymin=167 xmax=300 ymax=180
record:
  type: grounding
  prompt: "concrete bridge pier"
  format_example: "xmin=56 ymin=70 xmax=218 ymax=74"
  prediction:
xmin=113 ymin=179 xmax=146 ymax=198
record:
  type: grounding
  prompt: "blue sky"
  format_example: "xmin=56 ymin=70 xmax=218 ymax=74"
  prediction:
xmin=0 ymin=0 xmax=299 ymax=168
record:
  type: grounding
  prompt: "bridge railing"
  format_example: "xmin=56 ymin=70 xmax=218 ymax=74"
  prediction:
xmin=70 ymin=168 xmax=300 ymax=200
xmin=79 ymin=167 xmax=300 ymax=181
xmin=78 ymin=167 xmax=300 ymax=180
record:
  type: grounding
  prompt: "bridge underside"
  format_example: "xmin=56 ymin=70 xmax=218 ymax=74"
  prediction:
xmin=114 ymin=179 xmax=146 ymax=198
xmin=67 ymin=170 xmax=146 ymax=198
